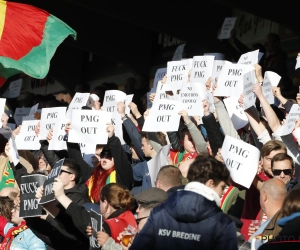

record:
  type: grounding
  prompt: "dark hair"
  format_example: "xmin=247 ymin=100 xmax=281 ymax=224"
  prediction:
xmin=271 ymin=153 xmax=293 ymax=170
xmin=187 ymin=154 xmax=230 ymax=186
xmin=179 ymin=127 xmax=190 ymax=142
xmin=100 ymin=183 xmax=135 ymax=211
xmin=63 ymin=158 xmax=81 ymax=184
xmin=0 ymin=197 xmax=14 ymax=221
xmin=261 ymin=140 xmax=286 ymax=158
xmin=157 ymin=165 xmax=182 ymax=188
xmin=281 ymin=189 xmax=300 ymax=217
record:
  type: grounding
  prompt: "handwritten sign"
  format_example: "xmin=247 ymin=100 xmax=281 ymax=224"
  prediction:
xmin=204 ymin=53 xmax=225 ymax=60
xmin=19 ymin=175 xmax=47 ymax=217
xmin=172 ymin=44 xmax=186 ymax=61
xmin=278 ymin=104 xmax=300 ymax=136
xmin=190 ymin=56 xmax=215 ymax=83
xmin=39 ymin=159 xmax=64 ymax=205
xmin=48 ymin=120 xmax=68 ymax=151
xmin=262 ymin=75 xmax=274 ymax=105
xmin=264 ymin=71 xmax=281 ymax=87
xmin=89 ymin=210 xmax=102 ymax=249
xmin=218 ymin=17 xmax=237 ymax=39
xmin=142 ymin=99 xmax=185 ymax=132
xmin=211 ymin=60 xmax=232 ymax=83
xmin=125 ymin=94 xmax=134 ymax=115
xmin=3 ymin=79 xmax=22 ymax=98
xmin=154 ymin=81 xmax=167 ymax=103
xmin=165 ymin=60 xmax=189 ymax=93
xmin=153 ymin=68 xmax=167 ymax=91
xmin=237 ymin=50 xmax=259 ymax=65
xmin=8 ymin=138 xmax=19 ymax=166
xmin=15 ymin=120 xmax=40 ymax=150
xmin=14 ymin=108 xmax=31 ymax=126
xmin=65 ymin=93 xmax=90 ymax=121
xmin=0 ymin=98 xmax=5 ymax=127
xmin=28 ymin=103 xmax=39 ymax=119
xmin=243 ymin=70 xmax=256 ymax=110
xmin=296 ymin=57 xmax=300 ymax=70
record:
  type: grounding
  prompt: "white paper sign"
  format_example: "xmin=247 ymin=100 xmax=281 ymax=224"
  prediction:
xmin=262 ymin=76 xmax=274 ymax=105
xmin=218 ymin=17 xmax=237 ymax=39
xmin=14 ymin=108 xmax=31 ymax=126
xmin=211 ymin=60 xmax=232 ymax=83
xmin=39 ymin=107 xmax=67 ymax=140
xmin=181 ymin=58 xmax=193 ymax=71
xmin=264 ymin=71 xmax=281 ymax=87
xmin=206 ymin=91 xmax=215 ymax=113
xmin=153 ymin=68 xmax=167 ymax=91
xmin=147 ymin=144 xmax=172 ymax=187
xmin=68 ymin=110 xmax=112 ymax=144
xmin=65 ymin=93 xmax=90 ymax=121
xmin=243 ymin=70 xmax=256 ymax=110
xmin=3 ymin=79 xmax=22 ymax=98
xmin=9 ymin=138 xmax=20 ymax=166
xmin=296 ymin=57 xmax=300 ymax=70
xmin=278 ymin=104 xmax=300 ymax=136
xmin=190 ymin=56 xmax=215 ymax=83
xmin=0 ymin=98 xmax=6 ymax=127
xmin=204 ymin=53 xmax=225 ymax=60
xmin=238 ymin=50 xmax=259 ymax=66
xmin=221 ymin=135 xmax=260 ymax=188
xmin=15 ymin=120 xmax=41 ymax=150
xmin=28 ymin=104 xmax=39 ymax=119
xmin=172 ymin=44 xmax=186 ymax=61
xmin=125 ymin=94 xmax=134 ymax=115
xmin=223 ymin=97 xmax=249 ymax=130
xmin=48 ymin=120 xmax=68 ymax=150
xmin=165 ymin=60 xmax=189 ymax=93
xmin=81 ymin=144 xmax=96 ymax=167
xmin=142 ymin=99 xmax=185 ymax=132
xmin=154 ymin=81 xmax=167 ymax=103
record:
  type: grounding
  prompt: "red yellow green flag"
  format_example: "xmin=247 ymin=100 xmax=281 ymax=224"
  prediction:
xmin=0 ymin=0 xmax=76 ymax=87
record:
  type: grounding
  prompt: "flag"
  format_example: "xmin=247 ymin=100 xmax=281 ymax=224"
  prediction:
xmin=0 ymin=0 xmax=76 ymax=87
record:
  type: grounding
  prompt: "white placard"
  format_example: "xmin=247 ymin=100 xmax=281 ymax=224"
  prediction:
xmin=125 ymin=94 xmax=134 ymax=115
xmin=153 ymin=68 xmax=167 ymax=91
xmin=68 ymin=110 xmax=112 ymax=144
xmin=218 ymin=17 xmax=237 ymax=39
xmin=206 ymin=91 xmax=215 ymax=113
xmin=0 ymin=98 xmax=6 ymax=127
xmin=204 ymin=53 xmax=225 ymax=60
xmin=39 ymin=107 xmax=67 ymax=140
xmin=154 ymin=81 xmax=167 ymax=103
xmin=148 ymin=144 xmax=172 ymax=187
xmin=278 ymin=104 xmax=300 ymax=136
xmin=14 ymin=108 xmax=31 ymax=126
xmin=86 ymin=94 xmax=99 ymax=110
xmin=28 ymin=103 xmax=39 ymax=119
xmin=296 ymin=57 xmax=300 ymax=70
xmin=172 ymin=44 xmax=186 ymax=61
xmin=262 ymin=76 xmax=274 ymax=105
xmin=190 ymin=56 xmax=215 ymax=83
xmin=48 ymin=120 xmax=68 ymax=151
xmin=15 ymin=120 xmax=41 ymax=150
xmin=142 ymin=99 xmax=185 ymax=132
xmin=82 ymin=144 xmax=96 ymax=167
xmin=223 ymin=97 xmax=249 ymax=130
xmin=65 ymin=93 xmax=90 ymax=121
xmin=211 ymin=60 xmax=232 ymax=83
xmin=264 ymin=71 xmax=281 ymax=87
xmin=177 ymin=82 xmax=206 ymax=116
xmin=146 ymin=92 xmax=152 ymax=109
xmin=237 ymin=50 xmax=259 ymax=65
xmin=165 ymin=60 xmax=189 ymax=93
xmin=221 ymin=135 xmax=260 ymax=189
xmin=3 ymin=79 xmax=22 ymax=98
xmin=9 ymin=138 xmax=20 ymax=166
xmin=243 ymin=70 xmax=256 ymax=110
xmin=214 ymin=64 xmax=253 ymax=97
xmin=181 ymin=58 xmax=193 ymax=71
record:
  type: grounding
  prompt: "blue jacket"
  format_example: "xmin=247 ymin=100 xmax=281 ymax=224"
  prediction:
xmin=131 ymin=188 xmax=238 ymax=250
xmin=132 ymin=161 xmax=152 ymax=191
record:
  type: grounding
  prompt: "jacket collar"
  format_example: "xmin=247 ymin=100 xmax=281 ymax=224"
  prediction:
xmin=277 ymin=212 xmax=300 ymax=227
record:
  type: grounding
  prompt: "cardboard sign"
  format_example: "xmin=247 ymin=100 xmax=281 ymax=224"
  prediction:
xmin=89 ymin=209 xmax=102 ymax=249
xmin=68 ymin=110 xmax=112 ymax=145
xmin=39 ymin=159 xmax=64 ymax=205
xmin=142 ymin=99 xmax=185 ymax=132
xmin=3 ymin=79 xmax=22 ymax=98
xmin=165 ymin=60 xmax=189 ymax=93
xmin=19 ymin=175 xmax=47 ymax=218
xmin=39 ymin=107 xmax=67 ymax=140
xmin=204 ymin=53 xmax=225 ymax=60
xmin=172 ymin=44 xmax=186 ymax=61
xmin=218 ymin=17 xmax=237 ymax=39
xmin=262 ymin=76 xmax=274 ymax=105
xmin=48 ymin=120 xmax=68 ymax=151
xmin=278 ymin=104 xmax=300 ymax=136
xmin=243 ymin=70 xmax=256 ymax=110
xmin=221 ymin=135 xmax=260 ymax=188
xmin=15 ymin=120 xmax=40 ymax=150
xmin=190 ymin=56 xmax=215 ymax=83
xmin=153 ymin=68 xmax=167 ymax=91
xmin=264 ymin=71 xmax=281 ymax=87
xmin=65 ymin=93 xmax=90 ymax=121
xmin=237 ymin=50 xmax=259 ymax=65
xmin=211 ymin=60 xmax=232 ymax=83
xmin=8 ymin=138 xmax=20 ymax=166
xmin=223 ymin=97 xmax=249 ymax=130
xmin=147 ymin=144 xmax=172 ymax=187
xmin=14 ymin=108 xmax=31 ymax=126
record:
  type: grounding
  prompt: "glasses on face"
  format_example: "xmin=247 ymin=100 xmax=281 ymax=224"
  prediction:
xmin=100 ymin=152 xmax=112 ymax=160
xmin=272 ymin=169 xmax=292 ymax=176
xmin=60 ymin=169 xmax=73 ymax=175
xmin=136 ymin=216 xmax=149 ymax=225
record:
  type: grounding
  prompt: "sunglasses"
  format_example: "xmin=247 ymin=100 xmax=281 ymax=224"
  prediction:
xmin=136 ymin=216 xmax=149 ymax=225
xmin=60 ymin=169 xmax=73 ymax=175
xmin=100 ymin=151 xmax=112 ymax=159
xmin=272 ymin=169 xmax=292 ymax=176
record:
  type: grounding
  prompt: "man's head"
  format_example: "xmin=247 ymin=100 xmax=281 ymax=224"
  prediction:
xmin=187 ymin=154 xmax=230 ymax=197
xmin=141 ymin=132 xmax=157 ymax=158
xmin=59 ymin=158 xmax=81 ymax=189
xmin=179 ymin=128 xmax=196 ymax=153
xmin=0 ymin=187 xmax=20 ymax=207
xmin=155 ymin=165 xmax=182 ymax=191
xmin=259 ymin=178 xmax=287 ymax=218
xmin=261 ymin=140 xmax=287 ymax=177
xmin=136 ymin=202 xmax=160 ymax=232
xmin=271 ymin=153 xmax=294 ymax=184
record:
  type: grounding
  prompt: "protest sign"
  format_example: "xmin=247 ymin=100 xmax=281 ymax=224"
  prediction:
xmin=262 ymin=76 xmax=274 ymax=105
xmin=206 ymin=91 xmax=215 ymax=113
xmin=19 ymin=174 xmax=47 ymax=217
xmin=39 ymin=159 xmax=64 ymax=204
xmin=172 ymin=44 xmax=185 ymax=61
xmin=181 ymin=58 xmax=193 ymax=71
xmin=243 ymin=70 xmax=256 ymax=110
xmin=14 ymin=108 xmax=31 ymax=125
xmin=154 ymin=81 xmax=167 ymax=103
xmin=8 ymin=138 xmax=20 ymax=166
xmin=153 ymin=68 xmax=167 ymax=91
xmin=223 ymin=97 xmax=249 ymax=130
xmin=89 ymin=209 xmax=102 ymax=249
xmin=28 ymin=103 xmax=39 ymax=119
xmin=65 ymin=93 xmax=90 ymax=120
xmin=147 ymin=144 xmax=172 ymax=187
xmin=48 ymin=120 xmax=68 ymax=150
xmin=190 ymin=56 xmax=215 ymax=83
xmin=264 ymin=71 xmax=281 ymax=87
xmin=125 ymin=94 xmax=134 ymax=115
xmin=142 ymin=99 xmax=185 ymax=132
xmin=211 ymin=60 xmax=232 ymax=83
xmin=218 ymin=17 xmax=237 ymax=39
xmin=15 ymin=120 xmax=40 ymax=150
xmin=3 ymin=79 xmax=22 ymax=98
xmin=86 ymin=94 xmax=100 ymax=110
xmin=278 ymin=104 xmax=300 ymax=136
xmin=165 ymin=60 xmax=189 ymax=93
xmin=204 ymin=53 xmax=225 ymax=60
xmin=237 ymin=50 xmax=259 ymax=65
xmin=296 ymin=57 xmax=300 ymax=70
xmin=68 ymin=110 xmax=112 ymax=145
xmin=177 ymin=82 xmax=206 ymax=116
xmin=39 ymin=107 xmax=67 ymax=140
xmin=0 ymin=98 xmax=5 ymax=127
xmin=80 ymin=143 xmax=96 ymax=167
xmin=221 ymin=135 xmax=260 ymax=188
xmin=146 ymin=92 xmax=152 ymax=109
xmin=214 ymin=64 xmax=253 ymax=97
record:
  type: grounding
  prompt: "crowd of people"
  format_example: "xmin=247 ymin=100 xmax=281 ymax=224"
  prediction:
xmin=0 ymin=31 xmax=300 ymax=250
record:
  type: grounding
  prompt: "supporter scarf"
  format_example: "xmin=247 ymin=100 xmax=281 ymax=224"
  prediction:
xmin=220 ymin=186 xmax=236 ymax=210
xmin=0 ymin=221 xmax=28 ymax=250
xmin=174 ymin=151 xmax=197 ymax=167
xmin=0 ymin=161 xmax=15 ymax=190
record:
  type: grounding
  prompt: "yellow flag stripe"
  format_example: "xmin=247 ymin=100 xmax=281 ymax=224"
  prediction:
xmin=0 ymin=0 xmax=7 ymax=40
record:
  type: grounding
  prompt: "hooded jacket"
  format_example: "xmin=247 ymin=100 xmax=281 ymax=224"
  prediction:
xmin=130 ymin=182 xmax=238 ymax=250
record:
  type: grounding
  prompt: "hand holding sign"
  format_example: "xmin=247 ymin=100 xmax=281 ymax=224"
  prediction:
xmin=178 ymin=109 xmax=190 ymax=124
xmin=52 ymin=178 xmax=65 ymax=200
xmin=106 ymin=123 xmax=114 ymax=138
xmin=117 ymin=101 xmax=126 ymax=116
xmin=46 ymin=129 xmax=54 ymax=143
xmin=254 ymin=64 xmax=264 ymax=83
xmin=252 ymin=82 xmax=263 ymax=98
